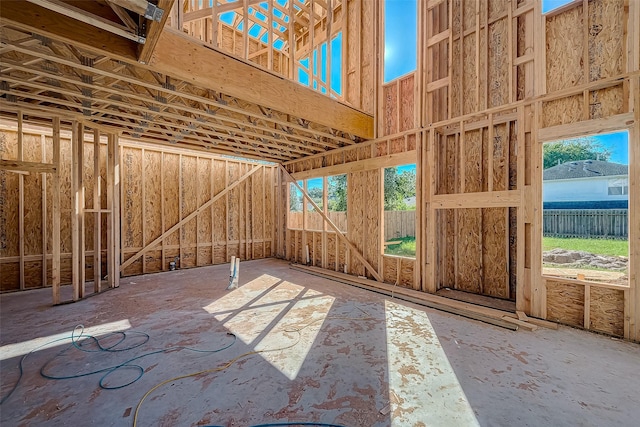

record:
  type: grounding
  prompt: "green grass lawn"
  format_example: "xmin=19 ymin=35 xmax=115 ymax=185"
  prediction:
xmin=383 ymin=236 xmax=627 ymax=259
xmin=385 ymin=236 xmax=416 ymax=257
xmin=543 ymin=237 xmax=628 ymax=257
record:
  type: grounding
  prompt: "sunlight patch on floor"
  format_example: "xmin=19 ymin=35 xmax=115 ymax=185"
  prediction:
xmin=385 ymin=300 xmax=479 ymax=426
xmin=255 ymin=288 xmax=334 ymax=380
xmin=0 ymin=319 xmax=132 ymax=361
xmin=202 ymin=275 xmax=333 ymax=380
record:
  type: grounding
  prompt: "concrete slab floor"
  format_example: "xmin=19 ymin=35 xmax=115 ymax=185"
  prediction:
xmin=1 ymin=258 xmax=639 ymax=427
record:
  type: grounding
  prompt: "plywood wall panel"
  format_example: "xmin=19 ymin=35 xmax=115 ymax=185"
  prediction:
xmin=588 ymin=0 xmax=624 ymax=82
xmin=546 ymin=5 xmax=584 ymax=92
xmin=163 ymin=153 xmax=180 ymax=247
xmin=122 ymin=147 xmax=143 ymax=249
xmin=144 ymin=150 xmax=163 ymax=247
xmin=462 ymin=34 xmax=478 ymax=115
xmin=197 ymin=157 xmax=212 ymax=245
xmin=213 ymin=160 xmax=227 ymax=243
xmin=400 ymin=75 xmax=415 ymax=132
xmin=546 ymin=281 xmax=585 ymax=327
xmin=181 ymin=155 xmax=198 ymax=251
xmin=542 ymin=95 xmax=584 ymax=128
xmin=0 ymin=137 xmax=20 ymax=259
xmin=488 ymin=19 xmax=509 ymax=108
xmin=1 ymin=263 xmax=19 ymax=291
xmin=456 ymin=208 xmax=482 ymax=294
xmin=589 ymin=287 xmax=624 ymax=337
xmin=492 ymin=123 xmax=508 ymax=191
xmin=589 ymin=86 xmax=624 ymax=119
xmin=482 ymin=208 xmax=509 ymax=299
xmin=399 ymin=258 xmax=414 ymax=288
xmin=464 ymin=129 xmax=483 ymax=193
xmin=383 ymin=83 xmax=398 ymax=136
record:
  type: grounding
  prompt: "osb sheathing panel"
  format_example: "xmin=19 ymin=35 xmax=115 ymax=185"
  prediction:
xmin=0 ymin=133 xmax=19 ymax=258
xmin=451 ymin=38 xmax=462 ymax=115
xmin=122 ymin=147 xmax=143 ymax=249
xmin=589 ymin=287 xmax=624 ymax=337
xmin=492 ymin=123 xmax=509 ymax=191
xmin=482 ymin=208 xmax=509 ymax=299
xmin=488 ymin=18 xmax=509 ymax=108
xmin=382 ymin=87 xmax=402 ymax=136
xmin=164 ymin=153 xmax=180 ymax=247
xmin=383 ymin=256 xmax=398 ymax=284
xmin=327 ymin=233 xmax=337 ymax=270
xmin=365 ymin=169 xmax=380 ymax=276
xmin=348 ymin=170 xmax=365 ymax=276
xmin=464 ymin=129 xmax=483 ymax=193
xmin=588 ymin=0 xmax=624 ymax=81
xmin=436 ymin=209 xmax=456 ymax=289
xmin=546 ymin=5 xmax=585 ymax=92
xmin=144 ymin=150 xmax=163 ymax=252
xmin=542 ymin=95 xmax=583 ymax=128
xmin=589 ymin=86 xmax=624 ymax=119
xmin=456 ymin=208 xmax=482 ymax=294
xmin=360 ymin=0 xmax=375 ymax=114
xmin=547 ymin=281 xmax=585 ymax=327
xmin=399 ymin=258 xmax=414 ymax=288
xmin=400 ymin=75 xmax=415 ymax=132
xmin=462 ymin=34 xmax=478 ymax=115
xmin=118 ymin=147 xmax=275 ymax=276
xmin=213 ymin=160 xmax=227 ymax=243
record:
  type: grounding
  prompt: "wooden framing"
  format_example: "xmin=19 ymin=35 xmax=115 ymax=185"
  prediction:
xmin=1 ymin=0 xmax=638 ymax=342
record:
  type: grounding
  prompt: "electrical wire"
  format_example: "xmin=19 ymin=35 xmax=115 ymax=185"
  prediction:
xmin=133 ymin=313 xmax=375 ymax=427
xmin=0 ymin=325 xmax=236 ymax=404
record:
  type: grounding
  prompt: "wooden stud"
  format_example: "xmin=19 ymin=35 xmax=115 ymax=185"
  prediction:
xmin=93 ymin=128 xmax=101 ymax=292
xmin=51 ymin=117 xmax=61 ymax=303
xmin=281 ymin=165 xmax=383 ymax=282
xmin=41 ymin=134 xmax=47 ymax=289
xmin=17 ymin=111 xmax=24 ymax=290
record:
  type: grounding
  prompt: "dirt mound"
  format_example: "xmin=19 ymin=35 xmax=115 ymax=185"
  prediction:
xmin=543 ymin=248 xmax=627 ymax=270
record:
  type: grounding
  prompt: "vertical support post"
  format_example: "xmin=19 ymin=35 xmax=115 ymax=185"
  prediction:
xmin=52 ymin=117 xmax=61 ymax=304
xmin=107 ymin=133 xmax=120 ymax=288
xmin=243 ymin=0 xmax=249 ymax=60
xmin=414 ymin=131 xmax=422 ymax=290
xmin=211 ymin=0 xmax=219 ymax=47
xmin=161 ymin=152 xmax=166 ymax=269
xmin=41 ymin=134 xmax=48 ymax=289
xmin=18 ymin=111 xmax=24 ymax=290
xmin=93 ymin=128 xmax=101 ymax=292
xmin=71 ymin=121 xmax=85 ymax=300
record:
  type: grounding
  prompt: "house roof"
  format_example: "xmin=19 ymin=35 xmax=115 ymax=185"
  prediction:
xmin=543 ymin=160 xmax=628 ymax=181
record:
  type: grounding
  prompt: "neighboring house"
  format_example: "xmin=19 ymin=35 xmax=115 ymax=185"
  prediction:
xmin=543 ymin=160 xmax=628 ymax=209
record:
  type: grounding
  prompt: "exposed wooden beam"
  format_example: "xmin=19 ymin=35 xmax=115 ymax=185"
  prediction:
xmin=138 ymin=0 xmax=176 ymax=64
xmin=23 ymin=0 xmax=144 ymax=43
xmin=0 ymin=0 xmax=138 ymax=61
xmin=1 ymin=8 xmax=373 ymax=139
xmin=109 ymin=0 xmax=164 ymax=21
xmin=150 ymin=28 xmax=374 ymax=138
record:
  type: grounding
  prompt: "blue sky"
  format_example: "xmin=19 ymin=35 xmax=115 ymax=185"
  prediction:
xmin=593 ymin=131 xmax=629 ymax=165
xmin=384 ymin=0 xmax=417 ymax=83
xmin=542 ymin=0 xmax=574 ymax=14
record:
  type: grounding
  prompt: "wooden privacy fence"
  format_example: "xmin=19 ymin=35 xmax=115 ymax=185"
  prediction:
xmin=288 ymin=210 xmax=416 ymax=240
xmin=543 ymin=209 xmax=628 ymax=239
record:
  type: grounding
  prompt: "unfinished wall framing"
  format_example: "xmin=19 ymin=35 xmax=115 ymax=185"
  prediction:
xmin=172 ymin=0 xmax=376 ymax=113
xmin=0 ymin=115 xmax=120 ymax=304
xmin=118 ymin=142 xmax=277 ymax=277
xmin=284 ymin=0 xmax=639 ymax=341
xmin=1 ymin=115 xmax=277 ymax=303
